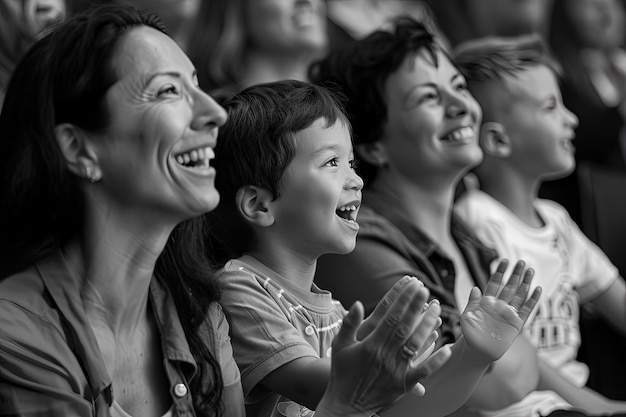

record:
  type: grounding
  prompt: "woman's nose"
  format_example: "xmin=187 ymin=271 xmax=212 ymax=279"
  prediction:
xmin=192 ymin=89 xmax=228 ymax=130
xmin=445 ymin=94 xmax=468 ymax=118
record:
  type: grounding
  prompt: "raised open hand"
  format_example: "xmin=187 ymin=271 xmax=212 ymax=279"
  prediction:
xmin=460 ymin=259 xmax=541 ymax=363
xmin=317 ymin=277 xmax=451 ymax=417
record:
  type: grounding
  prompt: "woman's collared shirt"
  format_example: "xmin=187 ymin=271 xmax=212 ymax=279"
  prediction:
xmin=0 ymin=250 xmax=245 ymax=417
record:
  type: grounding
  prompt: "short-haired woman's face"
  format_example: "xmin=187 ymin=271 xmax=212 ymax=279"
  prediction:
xmin=244 ymin=0 xmax=327 ymax=55
xmin=380 ymin=49 xmax=483 ymax=181
xmin=3 ymin=0 xmax=65 ymax=38
xmin=93 ymin=26 xmax=227 ymax=222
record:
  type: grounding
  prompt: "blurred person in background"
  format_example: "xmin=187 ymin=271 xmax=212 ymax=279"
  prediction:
xmin=325 ymin=0 xmax=449 ymax=52
xmin=0 ymin=0 xmax=66 ymax=109
xmin=67 ymin=0 xmax=200 ymax=51
xmin=428 ymin=0 xmax=553 ymax=49
xmin=541 ymin=0 xmax=626 ymax=227
xmin=540 ymin=0 xmax=626 ymax=401
xmin=187 ymin=0 xmax=328 ymax=95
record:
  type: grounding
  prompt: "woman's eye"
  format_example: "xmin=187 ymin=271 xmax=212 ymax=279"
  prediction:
xmin=157 ymin=85 xmax=179 ymax=97
xmin=420 ymin=92 xmax=439 ymax=103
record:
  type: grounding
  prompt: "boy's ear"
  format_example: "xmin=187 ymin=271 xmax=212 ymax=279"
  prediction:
xmin=235 ymin=185 xmax=275 ymax=227
xmin=480 ymin=122 xmax=512 ymax=158
xmin=55 ymin=123 xmax=102 ymax=182
xmin=355 ymin=141 xmax=388 ymax=167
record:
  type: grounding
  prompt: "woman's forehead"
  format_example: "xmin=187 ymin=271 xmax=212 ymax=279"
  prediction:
xmin=111 ymin=26 xmax=192 ymax=77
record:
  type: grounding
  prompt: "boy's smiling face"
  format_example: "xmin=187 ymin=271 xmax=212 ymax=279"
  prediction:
xmin=380 ymin=48 xmax=483 ymax=184
xmin=498 ymin=65 xmax=579 ymax=180
xmin=270 ymin=118 xmax=363 ymax=259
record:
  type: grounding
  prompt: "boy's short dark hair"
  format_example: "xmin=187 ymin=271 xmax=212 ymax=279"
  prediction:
xmin=309 ymin=17 xmax=441 ymax=184
xmin=454 ymin=34 xmax=558 ymax=95
xmin=205 ymin=79 xmax=350 ymax=266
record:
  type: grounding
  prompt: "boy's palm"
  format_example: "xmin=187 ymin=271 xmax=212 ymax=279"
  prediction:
xmin=461 ymin=259 xmax=541 ymax=362
xmin=323 ymin=278 xmax=450 ymax=415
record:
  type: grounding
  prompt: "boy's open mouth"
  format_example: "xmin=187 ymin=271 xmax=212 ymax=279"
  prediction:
xmin=336 ymin=204 xmax=358 ymax=223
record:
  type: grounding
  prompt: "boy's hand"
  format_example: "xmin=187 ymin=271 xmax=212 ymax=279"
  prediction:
xmin=319 ymin=278 xmax=451 ymax=416
xmin=460 ymin=259 xmax=541 ymax=363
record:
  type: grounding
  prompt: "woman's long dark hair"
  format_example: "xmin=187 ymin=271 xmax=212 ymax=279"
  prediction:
xmin=0 ymin=4 xmax=223 ymax=415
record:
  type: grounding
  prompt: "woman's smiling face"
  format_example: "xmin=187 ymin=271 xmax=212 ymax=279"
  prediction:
xmin=91 ymin=26 xmax=227 ymax=223
xmin=380 ymin=48 xmax=483 ymax=183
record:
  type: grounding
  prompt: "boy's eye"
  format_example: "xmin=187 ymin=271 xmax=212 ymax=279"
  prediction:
xmin=544 ymin=98 xmax=557 ymax=111
xmin=350 ymin=159 xmax=359 ymax=170
xmin=324 ymin=157 xmax=339 ymax=167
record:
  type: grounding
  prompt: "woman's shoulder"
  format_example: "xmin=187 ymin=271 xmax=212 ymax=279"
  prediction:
xmin=0 ymin=265 xmax=50 ymax=317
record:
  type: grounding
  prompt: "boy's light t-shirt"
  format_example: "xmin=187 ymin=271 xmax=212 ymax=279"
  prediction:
xmin=217 ymin=255 xmax=347 ymax=417
xmin=455 ymin=189 xmax=619 ymax=386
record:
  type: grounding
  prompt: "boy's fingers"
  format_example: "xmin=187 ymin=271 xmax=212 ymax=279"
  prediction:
xmin=497 ymin=260 xmax=525 ymax=303
xmin=509 ymin=268 xmax=534 ymax=311
xmin=483 ymin=259 xmax=509 ymax=297
xmin=407 ymin=343 xmax=452 ymax=384
xmin=366 ymin=281 xmax=422 ymax=346
xmin=360 ymin=276 xmax=423 ymax=338
xmin=413 ymin=329 xmax=438 ymax=362
xmin=334 ymin=301 xmax=364 ymax=349
xmin=517 ymin=286 xmax=542 ymax=323
xmin=400 ymin=299 xmax=441 ymax=361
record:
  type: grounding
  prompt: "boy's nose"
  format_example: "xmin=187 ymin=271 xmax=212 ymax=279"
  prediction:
xmin=565 ymin=106 xmax=579 ymax=129
xmin=346 ymin=171 xmax=364 ymax=191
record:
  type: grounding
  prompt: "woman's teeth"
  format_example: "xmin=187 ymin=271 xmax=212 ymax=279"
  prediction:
xmin=175 ymin=146 xmax=212 ymax=168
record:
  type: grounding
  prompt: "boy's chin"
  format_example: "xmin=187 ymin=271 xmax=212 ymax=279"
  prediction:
xmin=543 ymin=161 xmax=576 ymax=181
xmin=329 ymin=240 xmax=358 ymax=255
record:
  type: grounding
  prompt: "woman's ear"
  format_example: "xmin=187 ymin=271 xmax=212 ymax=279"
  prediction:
xmin=235 ymin=185 xmax=275 ymax=227
xmin=356 ymin=141 xmax=388 ymax=167
xmin=480 ymin=122 xmax=512 ymax=158
xmin=55 ymin=123 xmax=102 ymax=183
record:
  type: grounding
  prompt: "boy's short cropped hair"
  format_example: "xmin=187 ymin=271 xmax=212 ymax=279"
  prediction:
xmin=309 ymin=17 xmax=440 ymax=184
xmin=454 ymin=34 xmax=559 ymax=95
xmin=206 ymin=80 xmax=349 ymax=266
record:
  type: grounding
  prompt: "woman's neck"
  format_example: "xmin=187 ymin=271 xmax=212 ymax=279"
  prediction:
xmin=74 ymin=208 xmax=174 ymax=335
xmin=369 ymin=167 xmax=457 ymax=246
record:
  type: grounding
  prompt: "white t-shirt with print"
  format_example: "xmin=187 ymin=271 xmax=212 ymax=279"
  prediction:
xmin=455 ymin=189 xmax=619 ymax=387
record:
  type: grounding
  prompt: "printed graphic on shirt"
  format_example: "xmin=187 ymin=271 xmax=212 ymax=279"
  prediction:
xmin=524 ymin=231 xmax=581 ymax=367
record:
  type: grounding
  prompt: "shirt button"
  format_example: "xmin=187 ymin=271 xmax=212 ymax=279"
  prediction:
xmin=440 ymin=270 xmax=449 ymax=278
xmin=174 ymin=383 xmax=188 ymax=397
xmin=305 ymin=325 xmax=315 ymax=336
